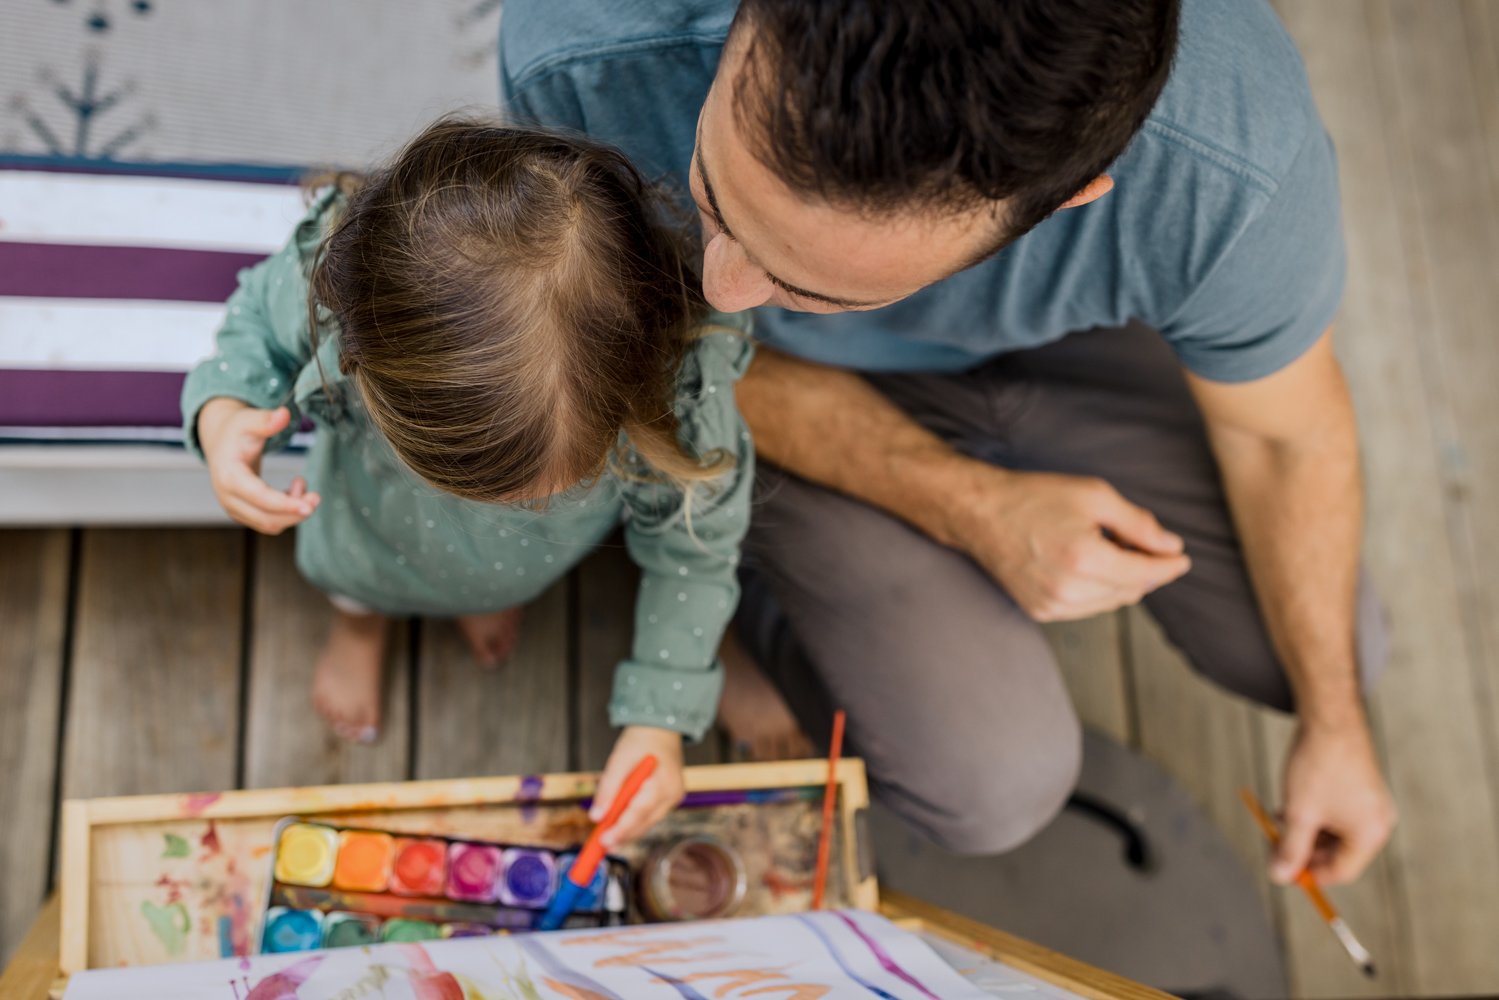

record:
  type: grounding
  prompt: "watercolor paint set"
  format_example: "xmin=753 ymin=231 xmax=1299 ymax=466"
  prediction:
xmin=57 ymin=763 xmax=875 ymax=976
xmin=257 ymin=819 xmax=630 ymax=953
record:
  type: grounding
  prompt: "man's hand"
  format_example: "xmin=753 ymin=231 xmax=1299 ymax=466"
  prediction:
xmin=198 ymin=397 xmax=319 ymax=534
xmin=943 ymin=462 xmax=1191 ymax=621
xmin=1274 ymin=719 xmax=1397 ymax=885
xmin=591 ymin=725 xmax=685 ymax=848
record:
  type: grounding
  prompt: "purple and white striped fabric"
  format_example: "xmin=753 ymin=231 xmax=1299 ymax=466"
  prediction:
xmin=0 ymin=162 xmax=308 ymax=441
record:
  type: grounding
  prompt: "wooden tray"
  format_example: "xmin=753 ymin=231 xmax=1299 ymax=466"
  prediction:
xmin=58 ymin=760 xmax=875 ymax=977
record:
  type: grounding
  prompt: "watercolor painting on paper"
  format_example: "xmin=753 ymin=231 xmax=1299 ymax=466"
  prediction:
xmin=62 ymin=909 xmax=1020 ymax=999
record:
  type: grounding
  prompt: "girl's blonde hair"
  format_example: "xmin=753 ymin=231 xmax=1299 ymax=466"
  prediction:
xmin=308 ymin=116 xmax=730 ymax=503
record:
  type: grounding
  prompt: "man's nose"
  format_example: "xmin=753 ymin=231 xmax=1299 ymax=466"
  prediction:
xmin=702 ymin=232 xmax=774 ymax=311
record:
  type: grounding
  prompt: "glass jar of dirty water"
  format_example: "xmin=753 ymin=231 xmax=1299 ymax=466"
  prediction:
xmin=639 ymin=834 xmax=747 ymax=922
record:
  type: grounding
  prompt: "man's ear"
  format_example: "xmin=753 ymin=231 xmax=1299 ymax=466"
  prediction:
xmin=1059 ymin=175 xmax=1115 ymax=210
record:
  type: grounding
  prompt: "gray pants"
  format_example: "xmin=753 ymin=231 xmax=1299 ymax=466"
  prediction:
xmin=736 ymin=322 xmax=1388 ymax=855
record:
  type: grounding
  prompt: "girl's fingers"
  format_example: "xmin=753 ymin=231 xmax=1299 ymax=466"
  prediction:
xmin=284 ymin=479 xmax=322 ymax=509
xmin=224 ymin=495 xmax=306 ymax=536
xmin=222 ymin=497 xmax=278 ymax=534
xmin=229 ymin=466 xmax=317 ymax=517
xmin=601 ymin=783 xmax=671 ymax=848
xmin=590 ymin=766 xmax=624 ymax=824
xmin=284 ymin=479 xmax=323 ymax=512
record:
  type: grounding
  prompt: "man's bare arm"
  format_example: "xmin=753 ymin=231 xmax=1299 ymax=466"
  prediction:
xmin=737 ymin=345 xmax=1190 ymax=620
xmin=1187 ymin=329 xmax=1396 ymax=884
xmin=736 ymin=346 xmax=965 ymax=541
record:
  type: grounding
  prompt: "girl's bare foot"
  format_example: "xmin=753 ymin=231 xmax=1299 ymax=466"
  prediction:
xmin=457 ymin=607 xmax=525 ymax=669
xmin=312 ymin=610 xmax=390 ymax=743
xmin=717 ymin=630 xmax=815 ymax=761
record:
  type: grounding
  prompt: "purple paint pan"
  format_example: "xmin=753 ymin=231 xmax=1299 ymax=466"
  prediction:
xmin=445 ymin=842 xmax=502 ymax=903
xmin=498 ymin=848 xmax=557 ymax=908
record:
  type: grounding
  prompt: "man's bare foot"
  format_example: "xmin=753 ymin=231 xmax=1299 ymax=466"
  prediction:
xmin=457 ymin=607 xmax=525 ymax=669
xmin=311 ymin=610 xmax=390 ymax=744
xmin=718 ymin=630 xmax=815 ymax=760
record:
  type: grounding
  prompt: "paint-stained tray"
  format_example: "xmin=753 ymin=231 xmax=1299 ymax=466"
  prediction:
xmin=58 ymin=760 xmax=875 ymax=978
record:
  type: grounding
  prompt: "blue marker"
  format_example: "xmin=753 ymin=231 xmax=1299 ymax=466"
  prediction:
xmin=555 ymin=852 xmax=609 ymax=912
xmin=534 ymin=754 xmax=656 ymax=930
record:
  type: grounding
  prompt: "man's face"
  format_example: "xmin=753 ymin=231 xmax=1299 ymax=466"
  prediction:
xmin=688 ymin=29 xmax=1005 ymax=315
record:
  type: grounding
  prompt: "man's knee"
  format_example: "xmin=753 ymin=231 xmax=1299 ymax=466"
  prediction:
xmin=882 ymin=708 xmax=1083 ymax=856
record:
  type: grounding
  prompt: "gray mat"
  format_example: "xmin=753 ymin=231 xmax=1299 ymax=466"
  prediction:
xmin=872 ymin=730 xmax=1287 ymax=1000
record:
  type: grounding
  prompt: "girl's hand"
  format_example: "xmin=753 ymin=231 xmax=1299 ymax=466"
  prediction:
xmin=592 ymin=726 xmax=685 ymax=848
xmin=198 ymin=398 xmax=320 ymax=535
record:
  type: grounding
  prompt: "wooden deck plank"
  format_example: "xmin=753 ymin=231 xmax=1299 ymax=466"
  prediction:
xmin=1123 ymin=608 xmax=1271 ymax=909
xmin=1044 ymin=615 xmax=1132 ymax=745
xmin=1468 ymin=0 xmax=1499 ymax=219
xmin=61 ymin=529 xmax=245 ymax=800
xmin=0 ymin=896 xmax=58 ymax=1000
xmin=413 ymin=581 xmax=571 ymax=779
xmin=241 ymin=533 xmax=412 ymax=789
xmin=0 ymin=531 xmax=69 ymax=967
xmin=575 ymin=543 xmax=724 ymax=771
xmin=1347 ymin=2 xmax=1499 ymax=992
xmin=1456 ymin=0 xmax=1499 ymax=868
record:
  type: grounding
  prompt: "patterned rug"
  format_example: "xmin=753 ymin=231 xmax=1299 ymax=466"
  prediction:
xmin=2 ymin=0 xmax=504 ymax=166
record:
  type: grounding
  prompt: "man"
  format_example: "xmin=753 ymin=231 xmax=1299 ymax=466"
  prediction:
xmin=501 ymin=0 xmax=1396 ymax=886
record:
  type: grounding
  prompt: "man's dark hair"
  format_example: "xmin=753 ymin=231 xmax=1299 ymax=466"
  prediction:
xmin=730 ymin=0 xmax=1180 ymax=248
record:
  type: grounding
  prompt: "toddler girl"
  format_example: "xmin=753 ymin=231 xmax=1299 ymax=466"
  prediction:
xmin=183 ymin=118 xmax=752 ymax=842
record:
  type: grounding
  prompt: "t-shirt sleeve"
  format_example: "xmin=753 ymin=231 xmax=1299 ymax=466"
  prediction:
xmin=1161 ymin=125 xmax=1346 ymax=383
xmin=501 ymin=39 xmax=715 ymax=185
xmin=611 ymin=319 xmax=755 ymax=741
xmin=501 ymin=53 xmax=588 ymax=132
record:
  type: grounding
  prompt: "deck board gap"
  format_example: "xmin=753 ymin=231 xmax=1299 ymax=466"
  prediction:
xmin=43 ymin=527 xmax=83 ymax=896
xmin=405 ymin=617 xmax=423 ymax=782
xmin=566 ymin=570 xmax=582 ymax=774
xmin=233 ymin=529 xmax=255 ymax=791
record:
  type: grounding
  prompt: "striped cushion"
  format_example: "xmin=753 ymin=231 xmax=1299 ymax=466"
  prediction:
xmin=0 ymin=158 xmax=307 ymax=442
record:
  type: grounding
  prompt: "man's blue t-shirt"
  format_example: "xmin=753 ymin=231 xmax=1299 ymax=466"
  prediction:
xmin=500 ymin=0 xmax=1344 ymax=383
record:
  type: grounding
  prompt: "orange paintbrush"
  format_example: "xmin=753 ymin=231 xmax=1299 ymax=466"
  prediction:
xmin=1239 ymin=788 xmax=1376 ymax=978
xmin=811 ymin=709 xmax=847 ymax=911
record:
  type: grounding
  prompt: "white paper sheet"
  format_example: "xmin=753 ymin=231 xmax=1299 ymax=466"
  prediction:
xmin=63 ymin=909 xmax=999 ymax=1000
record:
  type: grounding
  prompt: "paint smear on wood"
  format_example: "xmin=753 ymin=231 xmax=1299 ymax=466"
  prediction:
xmin=141 ymin=900 xmax=190 ymax=956
xmin=161 ymin=832 xmax=190 ymax=858
xmin=517 ymin=775 xmax=545 ymax=822
xmin=182 ymin=791 xmax=222 ymax=817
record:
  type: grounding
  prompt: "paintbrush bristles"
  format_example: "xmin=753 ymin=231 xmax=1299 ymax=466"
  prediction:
xmin=1330 ymin=917 xmax=1377 ymax=978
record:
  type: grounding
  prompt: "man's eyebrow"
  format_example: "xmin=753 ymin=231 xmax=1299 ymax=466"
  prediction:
xmin=694 ymin=134 xmax=885 ymax=310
